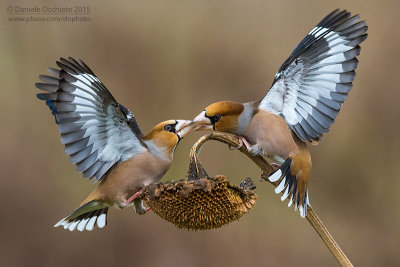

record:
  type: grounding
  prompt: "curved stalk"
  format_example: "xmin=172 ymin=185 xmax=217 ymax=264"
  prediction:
xmin=189 ymin=132 xmax=353 ymax=267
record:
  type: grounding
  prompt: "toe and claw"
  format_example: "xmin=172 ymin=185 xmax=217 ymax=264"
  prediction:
xmin=125 ymin=190 xmax=143 ymax=206
xmin=235 ymin=136 xmax=262 ymax=156
xmin=125 ymin=189 xmax=152 ymax=214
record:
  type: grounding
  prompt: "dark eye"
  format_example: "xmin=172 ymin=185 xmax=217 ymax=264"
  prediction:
xmin=164 ymin=124 xmax=175 ymax=132
xmin=210 ymin=115 xmax=221 ymax=124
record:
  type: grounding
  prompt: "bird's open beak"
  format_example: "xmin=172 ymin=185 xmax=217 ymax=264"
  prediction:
xmin=190 ymin=110 xmax=213 ymax=131
xmin=176 ymin=120 xmax=195 ymax=139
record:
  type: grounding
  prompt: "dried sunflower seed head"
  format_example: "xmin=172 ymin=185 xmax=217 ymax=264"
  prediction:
xmin=142 ymin=175 xmax=257 ymax=230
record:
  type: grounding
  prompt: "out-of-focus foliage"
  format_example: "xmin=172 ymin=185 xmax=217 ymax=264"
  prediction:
xmin=0 ymin=1 xmax=399 ymax=266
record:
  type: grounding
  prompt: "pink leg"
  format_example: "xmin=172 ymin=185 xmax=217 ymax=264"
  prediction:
xmin=125 ymin=190 xmax=143 ymax=206
xmin=271 ymin=163 xmax=281 ymax=171
xmin=234 ymin=135 xmax=252 ymax=150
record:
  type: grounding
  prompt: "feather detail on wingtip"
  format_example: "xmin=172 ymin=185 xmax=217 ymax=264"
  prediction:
xmin=36 ymin=57 xmax=147 ymax=182
xmin=260 ymin=9 xmax=367 ymax=143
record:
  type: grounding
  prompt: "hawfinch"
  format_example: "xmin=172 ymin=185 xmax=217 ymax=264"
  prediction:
xmin=36 ymin=57 xmax=193 ymax=231
xmin=190 ymin=9 xmax=367 ymax=218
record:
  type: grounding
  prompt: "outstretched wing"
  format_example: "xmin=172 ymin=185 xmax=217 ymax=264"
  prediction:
xmin=36 ymin=57 xmax=147 ymax=182
xmin=259 ymin=9 xmax=368 ymax=142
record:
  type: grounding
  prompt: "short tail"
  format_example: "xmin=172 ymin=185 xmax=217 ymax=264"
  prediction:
xmin=268 ymin=158 xmax=310 ymax=218
xmin=54 ymin=200 xmax=109 ymax=231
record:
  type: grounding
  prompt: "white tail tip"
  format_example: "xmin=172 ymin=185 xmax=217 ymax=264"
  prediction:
xmin=269 ymin=169 xmax=282 ymax=182
xmin=275 ymin=176 xmax=286 ymax=194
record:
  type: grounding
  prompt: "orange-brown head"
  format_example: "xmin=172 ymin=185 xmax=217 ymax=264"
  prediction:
xmin=191 ymin=101 xmax=245 ymax=134
xmin=144 ymin=120 xmax=193 ymax=155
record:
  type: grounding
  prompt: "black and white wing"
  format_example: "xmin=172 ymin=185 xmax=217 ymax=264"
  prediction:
xmin=36 ymin=57 xmax=147 ymax=182
xmin=259 ymin=9 xmax=368 ymax=142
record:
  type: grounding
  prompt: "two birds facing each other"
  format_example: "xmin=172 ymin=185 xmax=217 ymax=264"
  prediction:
xmin=36 ymin=9 xmax=367 ymax=231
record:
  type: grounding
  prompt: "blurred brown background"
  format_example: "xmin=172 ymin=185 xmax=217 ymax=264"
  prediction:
xmin=1 ymin=0 xmax=399 ymax=266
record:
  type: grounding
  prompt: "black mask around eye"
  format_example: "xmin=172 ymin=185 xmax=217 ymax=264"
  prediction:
xmin=209 ymin=114 xmax=221 ymax=125
xmin=164 ymin=124 xmax=176 ymax=133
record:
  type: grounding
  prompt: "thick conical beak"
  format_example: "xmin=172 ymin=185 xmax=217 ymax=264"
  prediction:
xmin=176 ymin=120 xmax=194 ymax=139
xmin=190 ymin=110 xmax=213 ymax=131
